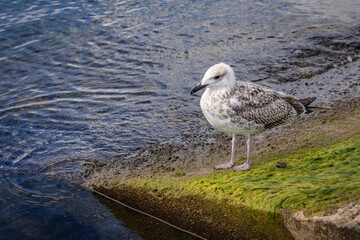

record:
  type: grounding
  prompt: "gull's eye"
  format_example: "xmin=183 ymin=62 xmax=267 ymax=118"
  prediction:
xmin=214 ymin=75 xmax=220 ymax=80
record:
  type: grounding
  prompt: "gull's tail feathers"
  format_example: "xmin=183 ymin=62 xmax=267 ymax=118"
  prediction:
xmin=299 ymin=97 xmax=334 ymax=114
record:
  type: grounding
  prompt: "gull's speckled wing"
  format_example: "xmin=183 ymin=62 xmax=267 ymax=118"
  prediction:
xmin=226 ymin=82 xmax=304 ymax=129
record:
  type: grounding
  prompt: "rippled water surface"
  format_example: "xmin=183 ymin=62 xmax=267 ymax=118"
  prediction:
xmin=0 ymin=0 xmax=359 ymax=239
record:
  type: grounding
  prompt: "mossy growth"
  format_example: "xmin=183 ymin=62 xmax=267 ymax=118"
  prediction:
xmin=124 ymin=138 xmax=360 ymax=215
xmin=173 ymin=172 xmax=186 ymax=177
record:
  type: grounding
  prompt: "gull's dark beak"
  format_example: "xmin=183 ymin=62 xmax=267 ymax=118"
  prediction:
xmin=189 ymin=82 xmax=208 ymax=96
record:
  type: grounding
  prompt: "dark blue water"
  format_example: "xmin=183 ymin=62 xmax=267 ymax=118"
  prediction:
xmin=0 ymin=0 xmax=359 ymax=239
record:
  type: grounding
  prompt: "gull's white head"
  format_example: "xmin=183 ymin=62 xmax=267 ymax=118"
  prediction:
xmin=190 ymin=63 xmax=236 ymax=95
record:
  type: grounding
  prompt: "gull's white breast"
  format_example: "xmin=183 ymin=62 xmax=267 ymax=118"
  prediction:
xmin=200 ymin=87 xmax=265 ymax=136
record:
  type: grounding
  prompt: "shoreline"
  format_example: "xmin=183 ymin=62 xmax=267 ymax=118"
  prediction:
xmin=85 ymin=59 xmax=360 ymax=239
xmin=83 ymin=59 xmax=360 ymax=179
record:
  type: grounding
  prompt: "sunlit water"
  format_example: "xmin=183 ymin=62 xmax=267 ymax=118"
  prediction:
xmin=0 ymin=0 xmax=359 ymax=239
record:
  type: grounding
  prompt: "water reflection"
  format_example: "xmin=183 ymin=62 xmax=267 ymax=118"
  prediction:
xmin=93 ymin=192 xmax=202 ymax=240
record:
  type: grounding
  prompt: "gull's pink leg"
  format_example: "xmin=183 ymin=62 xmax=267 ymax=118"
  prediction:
xmin=214 ymin=134 xmax=238 ymax=170
xmin=233 ymin=135 xmax=251 ymax=171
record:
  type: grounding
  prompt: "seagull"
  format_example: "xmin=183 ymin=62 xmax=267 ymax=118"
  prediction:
xmin=190 ymin=63 xmax=316 ymax=171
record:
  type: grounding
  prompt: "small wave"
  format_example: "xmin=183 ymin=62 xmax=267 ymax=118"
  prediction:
xmin=13 ymin=39 xmax=40 ymax=50
xmin=0 ymin=98 xmax=103 ymax=116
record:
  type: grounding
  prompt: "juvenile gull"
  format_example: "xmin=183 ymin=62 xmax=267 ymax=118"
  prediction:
xmin=190 ymin=63 xmax=316 ymax=171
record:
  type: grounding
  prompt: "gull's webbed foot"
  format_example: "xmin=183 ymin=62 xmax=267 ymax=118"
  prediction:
xmin=233 ymin=162 xmax=251 ymax=172
xmin=213 ymin=161 xmax=236 ymax=170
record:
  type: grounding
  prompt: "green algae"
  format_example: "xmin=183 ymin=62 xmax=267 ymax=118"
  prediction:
xmin=93 ymin=138 xmax=360 ymax=239
xmin=125 ymin=138 xmax=360 ymax=215
xmin=94 ymin=184 xmax=294 ymax=239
